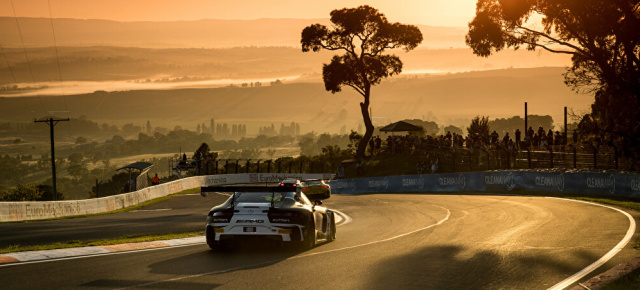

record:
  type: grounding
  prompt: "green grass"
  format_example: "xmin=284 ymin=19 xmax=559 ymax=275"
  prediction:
xmin=602 ymin=266 xmax=640 ymax=290
xmin=569 ymin=196 xmax=640 ymax=212
xmin=0 ymin=230 xmax=204 ymax=254
xmin=3 ymin=187 xmax=201 ymax=224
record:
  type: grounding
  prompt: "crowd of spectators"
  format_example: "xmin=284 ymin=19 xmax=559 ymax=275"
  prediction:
xmin=377 ymin=126 xmax=570 ymax=155
xmin=370 ymin=126 xmax=576 ymax=174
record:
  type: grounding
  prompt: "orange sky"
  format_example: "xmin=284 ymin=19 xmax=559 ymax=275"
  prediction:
xmin=0 ymin=0 xmax=477 ymax=27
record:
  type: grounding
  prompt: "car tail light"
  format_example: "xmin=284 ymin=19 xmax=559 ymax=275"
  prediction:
xmin=210 ymin=210 xmax=233 ymax=223
xmin=321 ymin=185 xmax=328 ymax=188
xmin=302 ymin=187 xmax=309 ymax=190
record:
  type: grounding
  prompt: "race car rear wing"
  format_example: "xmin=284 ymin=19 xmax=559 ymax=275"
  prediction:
xmin=201 ymin=185 xmax=295 ymax=194
xmin=200 ymin=185 xmax=297 ymax=208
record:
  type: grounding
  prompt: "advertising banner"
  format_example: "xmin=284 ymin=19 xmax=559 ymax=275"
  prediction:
xmin=329 ymin=171 xmax=640 ymax=199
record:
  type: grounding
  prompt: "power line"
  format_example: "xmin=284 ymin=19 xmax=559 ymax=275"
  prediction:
xmin=47 ymin=0 xmax=72 ymax=141
xmin=0 ymin=43 xmax=36 ymax=120
xmin=10 ymin=0 xmax=46 ymax=114
xmin=47 ymin=0 xmax=68 ymax=112
xmin=0 ymin=44 xmax=17 ymax=84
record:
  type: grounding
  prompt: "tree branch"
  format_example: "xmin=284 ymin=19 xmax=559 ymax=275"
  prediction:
xmin=516 ymin=25 xmax=588 ymax=55
xmin=346 ymin=84 xmax=365 ymax=97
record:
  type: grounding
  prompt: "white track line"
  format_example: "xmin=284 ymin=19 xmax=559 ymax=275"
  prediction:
xmin=547 ymin=198 xmax=636 ymax=290
xmin=333 ymin=210 xmax=352 ymax=226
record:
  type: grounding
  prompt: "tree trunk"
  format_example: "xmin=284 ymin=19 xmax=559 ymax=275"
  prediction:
xmin=356 ymin=88 xmax=374 ymax=161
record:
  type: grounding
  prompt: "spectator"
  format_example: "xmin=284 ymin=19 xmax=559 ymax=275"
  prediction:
xmin=538 ymin=126 xmax=545 ymax=138
xmin=431 ymin=158 xmax=439 ymax=173
xmin=355 ymin=160 xmax=364 ymax=176
xmin=369 ymin=138 xmax=375 ymax=155
xmin=502 ymin=132 xmax=510 ymax=145
xmin=490 ymin=131 xmax=499 ymax=145
xmin=151 ymin=173 xmax=160 ymax=185
xmin=515 ymin=129 xmax=521 ymax=150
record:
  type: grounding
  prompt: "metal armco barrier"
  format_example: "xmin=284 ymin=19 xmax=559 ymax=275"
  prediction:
xmin=329 ymin=171 xmax=640 ymax=199
xmin=0 ymin=173 xmax=334 ymax=222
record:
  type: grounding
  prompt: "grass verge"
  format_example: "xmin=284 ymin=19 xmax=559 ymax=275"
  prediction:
xmin=0 ymin=230 xmax=204 ymax=254
xmin=602 ymin=266 xmax=640 ymax=290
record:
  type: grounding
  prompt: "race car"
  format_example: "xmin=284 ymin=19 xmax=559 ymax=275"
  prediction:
xmin=302 ymin=179 xmax=331 ymax=199
xmin=201 ymin=185 xmax=336 ymax=251
xmin=279 ymin=178 xmax=303 ymax=191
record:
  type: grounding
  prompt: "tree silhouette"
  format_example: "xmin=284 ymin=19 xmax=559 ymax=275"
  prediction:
xmin=301 ymin=5 xmax=423 ymax=160
xmin=466 ymin=0 xmax=640 ymax=163
xmin=467 ymin=116 xmax=490 ymax=144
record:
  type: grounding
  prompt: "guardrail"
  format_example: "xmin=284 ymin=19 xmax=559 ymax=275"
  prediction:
xmin=328 ymin=170 xmax=640 ymax=199
xmin=0 ymin=173 xmax=334 ymax=222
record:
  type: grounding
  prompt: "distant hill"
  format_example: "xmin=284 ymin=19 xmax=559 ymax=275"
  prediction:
xmin=0 ymin=17 xmax=467 ymax=49
xmin=0 ymin=46 xmax=570 ymax=87
xmin=0 ymin=67 xmax=591 ymax=134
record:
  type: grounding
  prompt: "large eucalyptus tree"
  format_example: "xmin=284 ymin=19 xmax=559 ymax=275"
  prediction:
xmin=301 ymin=5 xmax=423 ymax=160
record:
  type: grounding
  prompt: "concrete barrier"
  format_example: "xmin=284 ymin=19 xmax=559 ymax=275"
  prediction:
xmin=0 ymin=173 xmax=333 ymax=222
xmin=328 ymin=170 xmax=640 ymax=199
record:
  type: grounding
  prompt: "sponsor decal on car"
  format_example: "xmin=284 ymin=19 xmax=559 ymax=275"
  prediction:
xmin=236 ymin=219 xmax=265 ymax=223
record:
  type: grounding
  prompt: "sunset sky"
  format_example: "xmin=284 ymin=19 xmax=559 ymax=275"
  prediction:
xmin=0 ymin=0 xmax=477 ymax=27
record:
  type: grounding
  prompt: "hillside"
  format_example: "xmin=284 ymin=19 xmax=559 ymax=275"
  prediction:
xmin=0 ymin=67 xmax=591 ymax=133
xmin=0 ymin=45 xmax=570 ymax=89
xmin=0 ymin=17 xmax=466 ymax=49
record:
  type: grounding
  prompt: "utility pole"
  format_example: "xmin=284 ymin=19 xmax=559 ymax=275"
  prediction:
xmin=524 ymin=102 xmax=528 ymax=134
xmin=34 ymin=117 xmax=69 ymax=201
xmin=564 ymin=106 xmax=568 ymax=145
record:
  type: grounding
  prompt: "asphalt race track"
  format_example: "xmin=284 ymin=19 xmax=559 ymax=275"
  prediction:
xmin=1 ymin=193 xmax=638 ymax=289
xmin=0 ymin=193 xmax=229 ymax=247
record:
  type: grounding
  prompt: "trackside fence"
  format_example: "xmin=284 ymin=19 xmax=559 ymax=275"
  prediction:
xmin=0 ymin=173 xmax=333 ymax=222
xmin=328 ymin=170 xmax=640 ymax=199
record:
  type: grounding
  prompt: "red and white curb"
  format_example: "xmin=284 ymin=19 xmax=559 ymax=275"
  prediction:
xmin=0 ymin=236 xmax=205 ymax=266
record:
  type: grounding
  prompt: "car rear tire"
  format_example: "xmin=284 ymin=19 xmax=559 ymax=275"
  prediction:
xmin=208 ymin=241 xmax=227 ymax=252
xmin=328 ymin=212 xmax=336 ymax=242
xmin=300 ymin=219 xmax=316 ymax=250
